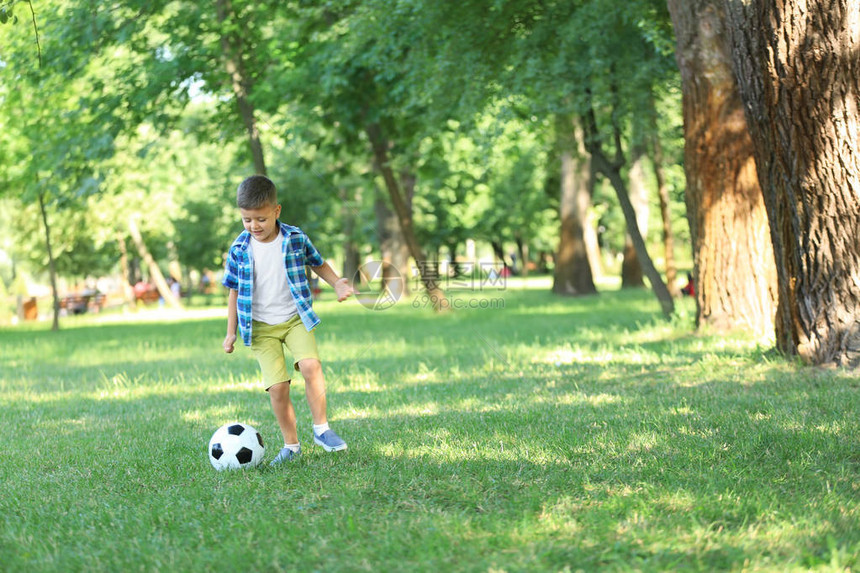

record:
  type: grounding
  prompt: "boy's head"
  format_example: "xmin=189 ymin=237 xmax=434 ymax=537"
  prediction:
xmin=237 ymin=175 xmax=277 ymax=209
xmin=236 ymin=175 xmax=282 ymax=243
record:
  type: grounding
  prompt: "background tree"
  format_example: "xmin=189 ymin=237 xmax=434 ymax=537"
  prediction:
xmin=552 ymin=115 xmax=597 ymax=295
xmin=725 ymin=0 xmax=860 ymax=367
xmin=0 ymin=0 xmax=128 ymax=328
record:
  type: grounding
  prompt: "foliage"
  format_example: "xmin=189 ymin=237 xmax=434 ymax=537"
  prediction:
xmin=0 ymin=0 xmax=688 ymax=303
xmin=412 ymin=103 xmax=558 ymax=260
xmin=1 ymin=283 xmax=857 ymax=570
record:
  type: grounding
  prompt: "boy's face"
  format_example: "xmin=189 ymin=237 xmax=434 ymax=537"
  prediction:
xmin=240 ymin=203 xmax=281 ymax=243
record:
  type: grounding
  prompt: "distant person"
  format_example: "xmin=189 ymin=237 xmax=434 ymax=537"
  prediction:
xmin=169 ymin=277 xmax=181 ymax=301
xmin=200 ymin=272 xmax=212 ymax=293
xmin=133 ymin=280 xmax=148 ymax=300
xmin=681 ymin=272 xmax=695 ymax=297
xmin=221 ymin=175 xmax=354 ymax=466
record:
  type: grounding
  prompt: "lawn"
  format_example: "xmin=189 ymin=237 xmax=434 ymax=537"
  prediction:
xmin=1 ymin=280 xmax=857 ymax=572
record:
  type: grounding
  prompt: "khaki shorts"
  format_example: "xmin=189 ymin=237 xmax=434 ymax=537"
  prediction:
xmin=251 ymin=315 xmax=320 ymax=390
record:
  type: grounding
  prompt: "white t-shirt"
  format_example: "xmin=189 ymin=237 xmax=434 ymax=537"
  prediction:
xmin=250 ymin=232 xmax=297 ymax=324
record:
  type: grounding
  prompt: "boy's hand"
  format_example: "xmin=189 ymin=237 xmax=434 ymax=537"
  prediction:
xmin=333 ymin=277 xmax=354 ymax=302
xmin=223 ymin=333 xmax=237 ymax=354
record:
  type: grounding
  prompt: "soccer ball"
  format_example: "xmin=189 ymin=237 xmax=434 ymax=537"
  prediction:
xmin=208 ymin=422 xmax=265 ymax=471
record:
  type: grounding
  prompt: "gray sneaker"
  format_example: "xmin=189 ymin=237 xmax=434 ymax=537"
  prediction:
xmin=313 ymin=429 xmax=348 ymax=452
xmin=270 ymin=446 xmax=301 ymax=466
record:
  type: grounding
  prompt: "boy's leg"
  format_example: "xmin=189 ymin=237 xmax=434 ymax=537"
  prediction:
xmin=252 ymin=320 xmax=300 ymax=458
xmin=267 ymin=381 xmax=299 ymax=445
xmin=297 ymin=358 xmax=327 ymax=426
xmin=298 ymin=358 xmax=346 ymax=452
xmin=283 ymin=319 xmax=346 ymax=452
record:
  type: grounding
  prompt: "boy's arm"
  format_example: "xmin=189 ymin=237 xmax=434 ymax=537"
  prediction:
xmin=310 ymin=261 xmax=354 ymax=302
xmin=223 ymin=288 xmax=239 ymax=353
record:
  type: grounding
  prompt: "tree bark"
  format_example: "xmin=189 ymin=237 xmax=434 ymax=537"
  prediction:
xmin=215 ymin=0 xmax=266 ymax=175
xmin=340 ymin=187 xmax=360 ymax=282
xmin=552 ymin=114 xmax=598 ymax=296
xmin=668 ymin=0 xmax=777 ymax=335
xmin=725 ymin=0 xmax=860 ymax=367
xmin=395 ymin=170 xmax=415 ymax=296
xmin=374 ymin=190 xmax=411 ymax=297
xmin=491 ymin=241 xmax=510 ymax=272
xmin=366 ymin=122 xmax=447 ymax=310
xmin=37 ymin=191 xmax=59 ymax=331
xmin=128 ymin=217 xmax=181 ymax=309
xmin=514 ymin=233 xmax=529 ymax=278
xmin=583 ymin=207 xmax=603 ymax=280
xmin=621 ymin=144 xmax=648 ymax=288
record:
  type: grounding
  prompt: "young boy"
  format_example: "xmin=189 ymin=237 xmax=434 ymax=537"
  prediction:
xmin=222 ymin=175 xmax=353 ymax=465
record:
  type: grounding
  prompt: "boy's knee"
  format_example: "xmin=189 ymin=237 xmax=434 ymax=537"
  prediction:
xmin=267 ymin=380 xmax=291 ymax=397
xmin=298 ymin=358 xmax=322 ymax=379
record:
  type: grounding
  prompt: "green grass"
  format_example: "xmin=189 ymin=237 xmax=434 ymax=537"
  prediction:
xmin=1 ymin=280 xmax=858 ymax=572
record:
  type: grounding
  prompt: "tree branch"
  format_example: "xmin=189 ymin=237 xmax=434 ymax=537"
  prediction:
xmin=25 ymin=0 xmax=41 ymax=68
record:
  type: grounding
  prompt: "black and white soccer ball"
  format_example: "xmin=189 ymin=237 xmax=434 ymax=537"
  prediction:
xmin=208 ymin=422 xmax=265 ymax=471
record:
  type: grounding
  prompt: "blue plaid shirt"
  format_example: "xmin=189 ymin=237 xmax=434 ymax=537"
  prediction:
xmin=222 ymin=222 xmax=325 ymax=346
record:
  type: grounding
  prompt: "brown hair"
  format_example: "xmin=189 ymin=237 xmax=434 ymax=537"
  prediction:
xmin=236 ymin=175 xmax=277 ymax=209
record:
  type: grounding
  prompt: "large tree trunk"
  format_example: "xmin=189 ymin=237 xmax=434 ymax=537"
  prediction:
xmin=552 ymin=115 xmax=598 ymax=296
xmin=668 ymin=0 xmax=777 ymax=335
xmin=215 ymin=0 xmax=266 ymax=175
xmin=37 ymin=192 xmax=59 ymax=331
xmin=724 ymin=0 xmax=860 ymax=367
xmin=366 ymin=122 xmax=447 ymax=310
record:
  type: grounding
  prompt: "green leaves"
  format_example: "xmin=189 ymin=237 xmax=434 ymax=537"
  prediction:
xmin=0 ymin=0 xmax=22 ymax=25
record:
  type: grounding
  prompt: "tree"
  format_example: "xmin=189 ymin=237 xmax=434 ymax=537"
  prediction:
xmin=583 ymin=92 xmax=675 ymax=317
xmin=621 ymin=141 xmax=649 ymax=289
xmin=552 ymin=115 xmax=597 ymax=295
xmin=275 ymin=2 xmax=450 ymax=309
xmin=127 ymin=217 xmax=180 ymax=309
xmin=412 ymin=109 xmax=555 ymax=279
xmin=0 ymin=0 xmax=128 ymax=329
xmin=667 ymin=0 xmax=777 ymax=336
xmin=214 ymin=0 xmax=267 ymax=175
xmin=724 ymin=0 xmax=860 ymax=367
xmin=365 ymin=123 xmax=448 ymax=308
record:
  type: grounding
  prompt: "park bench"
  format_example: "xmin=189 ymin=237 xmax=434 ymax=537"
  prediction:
xmin=59 ymin=293 xmax=106 ymax=315
xmin=135 ymin=289 xmax=161 ymax=304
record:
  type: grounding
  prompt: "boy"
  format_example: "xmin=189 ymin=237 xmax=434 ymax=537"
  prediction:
xmin=222 ymin=175 xmax=353 ymax=465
